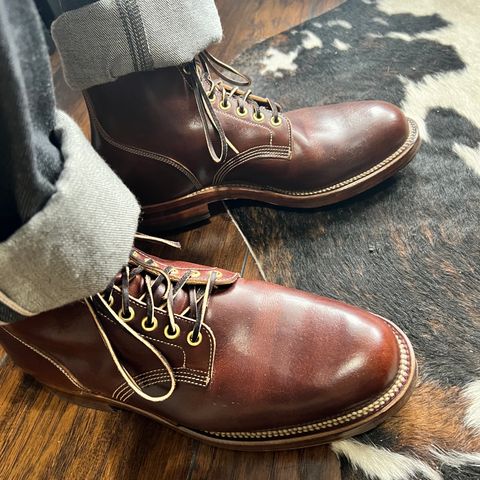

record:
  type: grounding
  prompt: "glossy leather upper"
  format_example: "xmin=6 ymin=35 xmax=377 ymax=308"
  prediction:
xmin=85 ymin=66 xmax=410 ymax=205
xmin=0 ymin=249 xmax=405 ymax=434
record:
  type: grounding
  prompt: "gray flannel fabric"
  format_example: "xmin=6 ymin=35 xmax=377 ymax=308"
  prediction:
xmin=0 ymin=0 xmax=63 ymax=243
xmin=0 ymin=0 xmax=140 ymax=325
xmin=0 ymin=111 xmax=140 ymax=324
xmin=51 ymin=0 xmax=223 ymax=90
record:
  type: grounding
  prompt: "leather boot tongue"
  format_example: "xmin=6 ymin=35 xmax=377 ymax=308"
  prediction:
xmin=169 ymin=289 xmax=189 ymax=315
xmin=128 ymin=275 xmax=189 ymax=315
xmin=128 ymin=275 xmax=145 ymax=298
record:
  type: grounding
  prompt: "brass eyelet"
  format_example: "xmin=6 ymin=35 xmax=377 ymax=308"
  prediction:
xmin=214 ymin=270 xmax=223 ymax=279
xmin=141 ymin=316 xmax=158 ymax=332
xmin=270 ymin=116 xmax=283 ymax=127
xmin=236 ymin=106 xmax=248 ymax=117
xmin=252 ymin=111 xmax=265 ymax=123
xmin=164 ymin=323 xmax=181 ymax=340
xmin=190 ymin=270 xmax=201 ymax=278
xmin=187 ymin=330 xmax=203 ymax=347
xmin=208 ymin=93 xmax=216 ymax=103
xmin=103 ymin=294 xmax=114 ymax=307
xmin=219 ymin=100 xmax=231 ymax=110
xmin=118 ymin=306 xmax=135 ymax=322
xmin=169 ymin=268 xmax=179 ymax=276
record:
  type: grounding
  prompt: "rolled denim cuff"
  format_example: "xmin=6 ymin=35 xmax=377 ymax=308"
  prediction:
xmin=0 ymin=111 xmax=140 ymax=323
xmin=51 ymin=0 xmax=223 ymax=90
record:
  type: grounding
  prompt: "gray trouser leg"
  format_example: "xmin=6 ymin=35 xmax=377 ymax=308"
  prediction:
xmin=51 ymin=0 xmax=223 ymax=90
xmin=0 ymin=0 xmax=140 ymax=324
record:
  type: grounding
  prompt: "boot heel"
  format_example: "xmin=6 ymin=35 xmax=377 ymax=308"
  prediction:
xmin=142 ymin=202 xmax=211 ymax=231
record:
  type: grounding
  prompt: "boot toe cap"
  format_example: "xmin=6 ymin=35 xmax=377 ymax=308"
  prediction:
xmin=288 ymin=100 xmax=412 ymax=189
xmin=205 ymin=281 xmax=414 ymax=434
xmin=284 ymin=296 xmax=409 ymax=424
xmin=359 ymin=100 xmax=410 ymax=163
xmin=330 ymin=100 xmax=411 ymax=181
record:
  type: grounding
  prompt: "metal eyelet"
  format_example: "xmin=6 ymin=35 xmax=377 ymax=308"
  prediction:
xmin=103 ymin=294 xmax=114 ymax=307
xmin=182 ymin=66 xmax=190 ymax=75
xmin=164 ymin=323 xmax=181 ymax=340
xmin=208 ymin=93 xmax=216 ymax=103
xmin=190 ymin=270 xmax=201 ymax=278
xmin=141 ymin=316 xmax=158 ymax=332
xmin=236 ymin=106 xmax=248 ymax=117
xmin=187 ymin=331 xmax=203 ymax=347
xmin=252 ymin=111 xmax=265 ymax=123
xmin=219 ymin=100 xmax=231 ymax=110
xmin=214 ymin=270 xmax=223 ymax=279
xmin=270 ymin=116 xmax=283 ymax=127
xmin=118 ymin=306 xmax=135 ymax=322
xmin=169 ymin=268 xmax=179 ymax=276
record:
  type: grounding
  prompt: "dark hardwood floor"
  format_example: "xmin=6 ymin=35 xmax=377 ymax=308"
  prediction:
xmin=0 ymin=1 xmax=344 ymax=478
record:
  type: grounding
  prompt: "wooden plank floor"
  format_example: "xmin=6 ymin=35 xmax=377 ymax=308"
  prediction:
xmin=0 ymin=1 xmax=344 ymax=478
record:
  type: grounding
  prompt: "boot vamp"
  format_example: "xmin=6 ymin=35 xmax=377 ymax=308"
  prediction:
xmin=152 ymin=278 xmax=401 ymax=432
xmin=221 ymin=100 xmax=409 ymax=192
xmin=1 ymin=264 xmax=402 ymax=435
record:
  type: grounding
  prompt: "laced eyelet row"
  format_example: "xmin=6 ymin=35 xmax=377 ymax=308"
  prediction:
xmin=117 ymin=307 xmax=203 ymax=346
xmin=97 ymin=251 xmax=218 ymax=404
xmin=183 ymin=51 xmax=283 ymax=163
xmin=163 ymin=324 xmax=203 ymax=346
xmin=211 ymin=96 xmax=282 ymax=126
xmin=163 ymin=322 xmax=203 ymax=347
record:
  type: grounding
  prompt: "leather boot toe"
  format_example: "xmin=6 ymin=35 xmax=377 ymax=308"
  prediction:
xmin=286 ymin=100 xmax=411 ymax=191
xmin=0 ymin=243 xmax=416 ymax=450
xmin=196 ymin=280 xmax=411 ymax=441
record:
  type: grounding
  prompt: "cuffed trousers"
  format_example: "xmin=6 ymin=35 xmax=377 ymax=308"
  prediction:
xmin=52 ymin=0 xmax=222 ymax=90
xmin=0 ymin=0 xmax=222 ymax=324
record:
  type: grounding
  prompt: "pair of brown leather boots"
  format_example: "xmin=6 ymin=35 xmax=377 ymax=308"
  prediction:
xmin=0 ymin=53 xmax=420 ymax=450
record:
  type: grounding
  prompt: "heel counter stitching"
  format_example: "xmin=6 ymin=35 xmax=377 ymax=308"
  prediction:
xmin=84 ymin=94 xmax=202 ymax=189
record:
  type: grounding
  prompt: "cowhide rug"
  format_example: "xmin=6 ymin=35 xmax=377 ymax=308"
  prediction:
xmin=227 ymin=1 xmax=480 ymax=479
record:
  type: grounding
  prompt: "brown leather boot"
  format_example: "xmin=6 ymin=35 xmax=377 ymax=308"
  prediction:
xmin=0 ymin=240 xmax=416 ymax=450
xmin=84 ymin=52 xmax=420 ymax=230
